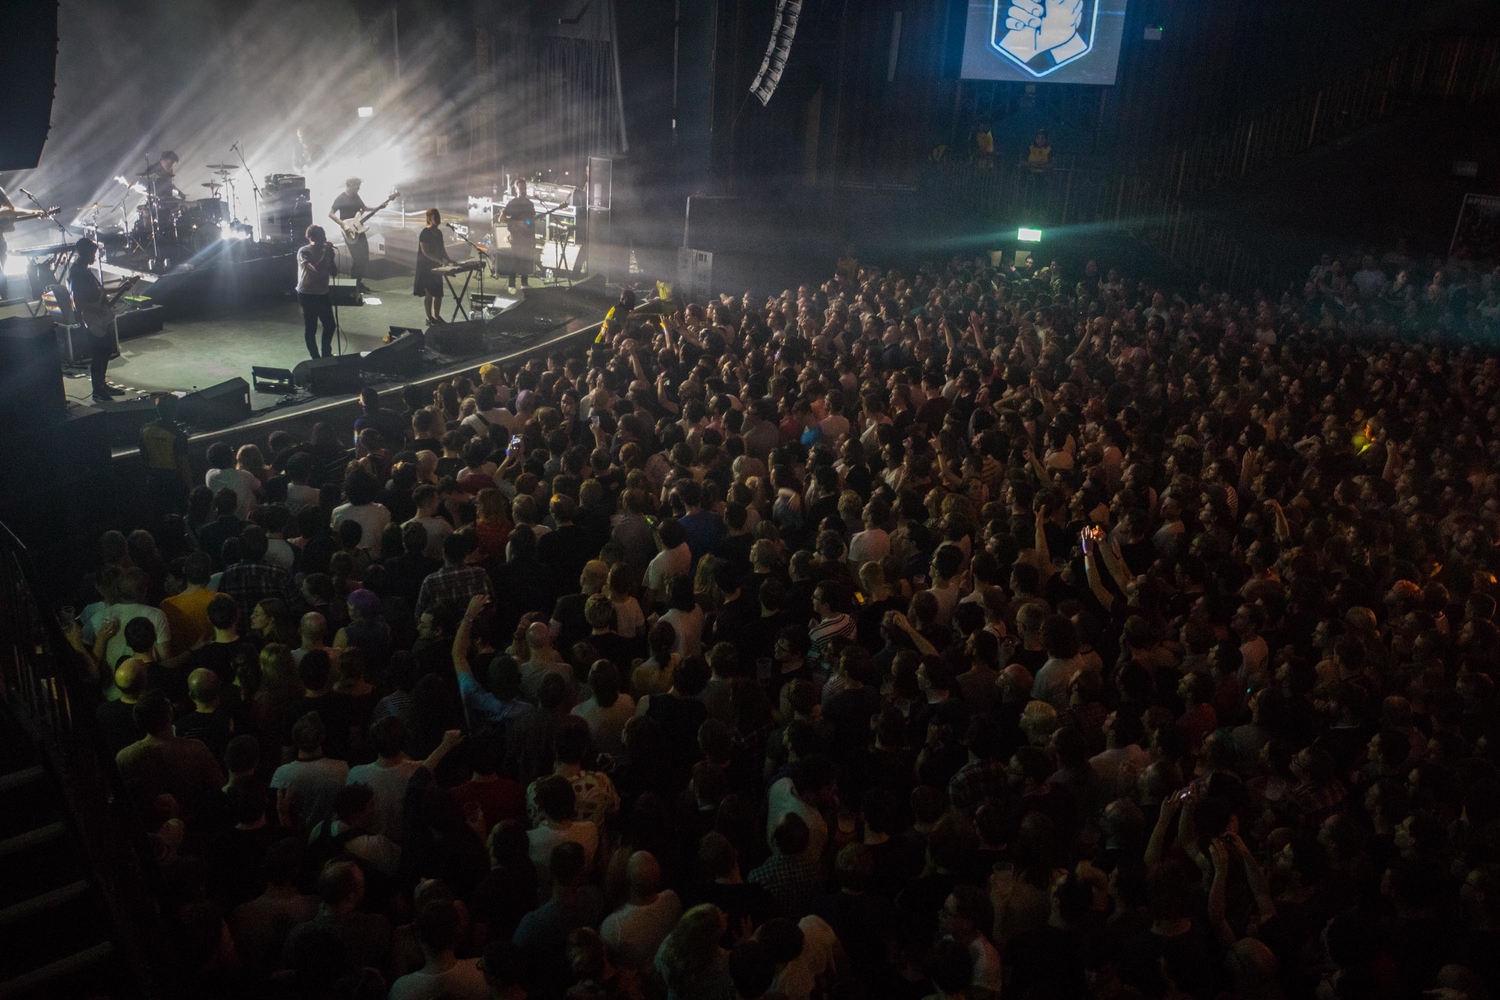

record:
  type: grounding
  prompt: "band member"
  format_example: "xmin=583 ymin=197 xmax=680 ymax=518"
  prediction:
xmin=147 ymin=151 xmax=182 ymax=202
xmin=68 ymin=239 xmax=126 ymax=400
xmin=329 ymin=178 xmax=370 ymax=292
xmin=292 ymin=126 xmax=321 ymax=174
xmin=414 ymin=208 xmax=453 ymax=326
xmin=296 ymin=225 xmax=339 ymax=359
xmin=500 ymin=178 xmax=537 ymax=292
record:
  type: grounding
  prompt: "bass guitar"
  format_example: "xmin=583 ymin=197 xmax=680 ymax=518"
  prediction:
xmin=338 ymin=190 xmax=399 ymax=246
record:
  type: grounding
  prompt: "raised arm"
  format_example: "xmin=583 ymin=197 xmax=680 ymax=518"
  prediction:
xmin=453 ymin=594 xmax=488 ymax=678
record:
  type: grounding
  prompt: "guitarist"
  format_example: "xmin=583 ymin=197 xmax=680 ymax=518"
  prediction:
xmin=500 ymin=178 xmax=538 ymax=293
xmin=329 ymin=177 xmax=372 ymax=292
xmin=68 ymin=238 xmax=132 ymax=400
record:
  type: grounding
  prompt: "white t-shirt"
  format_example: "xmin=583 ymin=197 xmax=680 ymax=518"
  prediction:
xmin=968 ymin=934 xmax=1003 ymax=994
xmin=330 ymin=502 xmax=391 ymax=552
xmin=660 ymin=606 xmax=705 ymax=659
xmin=265 ymin=538 xmax=296 ymax=571
xmin=765 ymin=777 xmax=827 ymax=865
xmin=86 ymin=601 xmax=170 ymax=669
xmin=572 ymin=694 xmax=636 ymax=759
xmin=528 ymin=820 xmax=599 ymax=883
xmin=206 ymin=467 xmax=262 ymax=520
xmin=404 ymin=515 xmax=453 ymax=559
xmin=269 ymin=757 xmax=350 ymax=831
xmin=646 ymin=542 xmax=692 ymax=596
xmin=345 ymin=758 xmax=420 ymax=842
xmin=284 ymin=482 xmax=320 ymax=515
xmin=768 ymin=915 xmax=838 ymax=1000
xmin=388 ymin=958 xmax=490 ymax=1000
xmin=600 ymin=890 xmax=684 ymax=971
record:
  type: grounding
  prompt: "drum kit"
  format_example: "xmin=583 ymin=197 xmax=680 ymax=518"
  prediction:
xmin=98 ymin=159 xmax=253 ymax=268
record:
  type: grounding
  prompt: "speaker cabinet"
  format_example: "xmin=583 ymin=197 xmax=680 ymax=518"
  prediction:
xmin=0 ymin=314 xmax=66 ymax=429
xmin=294 ymin=356 xmax=363 ymax=395
xmin=179 ymin=378 xmax=252 ymax=429
xmin=360 ymin=331 xmax=425 ymax=376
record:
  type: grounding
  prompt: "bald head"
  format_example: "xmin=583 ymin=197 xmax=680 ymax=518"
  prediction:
xmin=188 ymin=667 xmax=221 ymax=707
xmin=300 ymin=611 xmax=327 ymax=645
xmin=626 ymin=850 xmax=662 ymax=901
xmin=114 ymin=658 xmax=149 ymax=700
xmin=526 ymin=621 xmax=552 ymax=650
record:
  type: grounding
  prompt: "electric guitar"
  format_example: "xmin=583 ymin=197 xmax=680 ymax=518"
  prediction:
xmin=338 ymin=190 xmax=399 ymax=246
xmin=0 ymin=205 xmax=60 ymax=234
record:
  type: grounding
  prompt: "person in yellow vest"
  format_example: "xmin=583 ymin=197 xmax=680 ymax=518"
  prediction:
xmin=971 ymin=124 xmax=996 ymax=168
xmin=1027 ymin=130 xmax=1053 ymax=173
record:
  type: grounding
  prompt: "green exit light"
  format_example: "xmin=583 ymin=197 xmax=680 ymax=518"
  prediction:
xmin=1017 ymin=227 xmax=1043 ymax=242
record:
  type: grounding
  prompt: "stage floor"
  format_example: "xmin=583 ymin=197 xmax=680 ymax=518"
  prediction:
xmin=0 ymin=215 xmax=579 ymax=410
xmin=57 ymin=269 xmax=527 ymax=408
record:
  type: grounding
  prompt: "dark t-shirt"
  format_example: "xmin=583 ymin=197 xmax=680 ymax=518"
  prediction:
xmin=96 ymin=699 xmax=145 ymax=755
xmin=175 ymin=706 xmax=236 ymax=761
xmin=189 ymin=637 xmax=261 ymax=687
xmin=330 ymin=191 xmax=366 ymax=221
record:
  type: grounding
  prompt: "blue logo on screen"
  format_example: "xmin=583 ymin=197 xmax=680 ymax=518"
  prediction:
xmin=991 ymin=0 xmax=1099 ymax=77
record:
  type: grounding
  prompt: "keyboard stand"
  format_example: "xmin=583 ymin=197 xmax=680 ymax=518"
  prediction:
xmin=443 ymin=268 xmax=476 ymax=322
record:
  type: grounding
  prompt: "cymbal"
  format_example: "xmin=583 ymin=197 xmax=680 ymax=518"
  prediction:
xmin=204 ymin=163 xmax=239 ymax=171
xmin=201 ymin=182 xmax=223 ymax=189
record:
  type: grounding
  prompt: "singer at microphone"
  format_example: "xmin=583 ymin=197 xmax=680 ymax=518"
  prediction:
xmin=296 ymin=223 xmax=340 ymax=360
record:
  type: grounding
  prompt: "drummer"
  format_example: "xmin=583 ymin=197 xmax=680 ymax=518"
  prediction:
xmin=147 ymin=151 xmax=182 ymax=203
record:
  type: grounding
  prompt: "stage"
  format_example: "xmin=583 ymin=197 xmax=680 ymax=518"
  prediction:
xmin=0 ymin=217 xmax=611 ymax=455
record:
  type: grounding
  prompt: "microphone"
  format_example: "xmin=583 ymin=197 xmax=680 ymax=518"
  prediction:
xmin=19 ymin=186 xmax=36 ymax=199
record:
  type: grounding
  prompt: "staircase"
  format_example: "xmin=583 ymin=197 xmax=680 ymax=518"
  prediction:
xmin=0 ymin=718 xmax=122 ymax=999
xmin=0 ymin=524 xmax=176 ymax=1000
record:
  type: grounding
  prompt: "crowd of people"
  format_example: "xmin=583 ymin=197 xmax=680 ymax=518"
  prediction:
xmin=56 ymin=241 xmax=1500 ymax=1000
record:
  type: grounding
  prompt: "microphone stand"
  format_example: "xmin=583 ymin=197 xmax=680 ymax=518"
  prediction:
xmin=232 ymin=141 xmax=262 ymax=241
xmin=446 ymin=223 xmax=489 ymax=305
xmin=19 ymin=186 xmax=80 ymax=292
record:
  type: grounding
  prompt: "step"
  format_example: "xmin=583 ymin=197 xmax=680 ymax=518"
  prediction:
xmin=0 ymin=880 xmax=91 ymax=927
xmin=0 ymin=941 xmax=114 ymax=997
xmin=0 ymin=823 xmax=65 ymax=858
xmin=0 ymin=766 xmax=44 ymax=793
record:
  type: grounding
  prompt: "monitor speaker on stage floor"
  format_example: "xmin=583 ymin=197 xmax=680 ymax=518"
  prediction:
xmin=360 ymin=332 xmax=424 ymax=376
xmin=294 ymin=356 xmax=363 ymax=395
xmin=179 ymin=378 xmax=252 ymax=429
xmin=428 ymin=320 xmax=485 ymax=356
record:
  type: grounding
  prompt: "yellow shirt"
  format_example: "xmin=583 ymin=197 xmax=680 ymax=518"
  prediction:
xmin=1028 ymin=143 xmax=1052 ymax=167
xmin=160 ymin=588 xmax=216 ymax=656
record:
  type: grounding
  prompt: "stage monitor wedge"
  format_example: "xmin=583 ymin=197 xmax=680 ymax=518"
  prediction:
xmin=360 ymin=332 xmax=424 ymax=377
xmin=179 ymin=378 xmax=252 ymax=429
xmin=295 ymin=356 xmax=363 ymax=396
xmin=959 ymin=0 xmax=1128 ymax=85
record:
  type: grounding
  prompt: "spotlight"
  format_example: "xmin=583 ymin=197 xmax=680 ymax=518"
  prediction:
xmin=1017 ymin=227 xmax=1043 ymax=243
xmin=357 ymin=106 xmax=374 ymax=119
xmin=2 ymin=254 xmax=27 ymax=278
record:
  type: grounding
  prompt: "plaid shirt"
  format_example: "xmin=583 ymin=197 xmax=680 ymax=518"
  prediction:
xmin=1285 ymin=777 xmax=1347 ymax=826
xmin=415 ymin=564 xmax=492 ymax=617
xmin=748 ymin=851 xmax=824 ymax=917
xmin=219 ymin=559 xmax=295 ymax=614
xmin=948 ymin=759 xmax=1012 ymax=817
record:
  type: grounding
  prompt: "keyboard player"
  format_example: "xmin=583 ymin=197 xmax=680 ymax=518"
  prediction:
xmin=415 ymin=207 xmax=454 ymax=326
